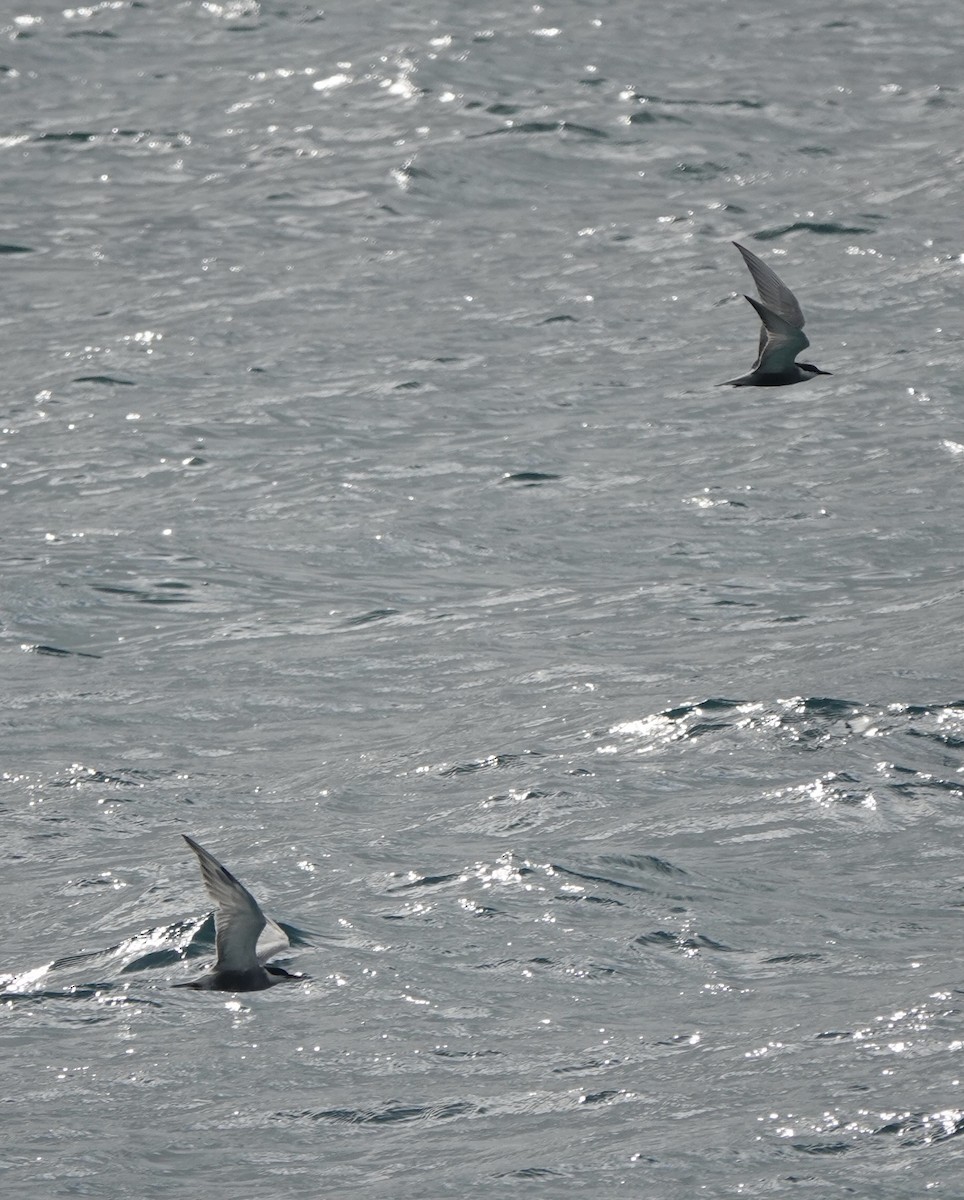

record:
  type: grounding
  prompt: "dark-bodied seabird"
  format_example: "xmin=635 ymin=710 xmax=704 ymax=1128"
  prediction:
xmin=721 ymin=241 xmax=832 ymax=387
xmin=177 ymin=834 xmax=302 ymax=991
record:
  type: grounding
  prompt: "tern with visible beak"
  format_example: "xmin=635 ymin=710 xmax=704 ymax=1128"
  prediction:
xmin=722 ymin=241 xmax=832 ymax=387
xmin=178 ymin=834 xmax=303 ymax=991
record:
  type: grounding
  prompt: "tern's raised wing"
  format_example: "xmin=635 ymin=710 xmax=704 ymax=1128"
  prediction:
xmin=733 ymin=242 xmax=806 ymax=359
xmin=183 ymin=835 xmax=267 ymax=973
xmin=744 ymin=296 xmax=810 ymax=376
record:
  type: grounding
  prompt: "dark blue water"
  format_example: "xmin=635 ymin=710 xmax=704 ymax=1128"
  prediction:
xmin=3 ymin=0 xmax=964 ymax=1195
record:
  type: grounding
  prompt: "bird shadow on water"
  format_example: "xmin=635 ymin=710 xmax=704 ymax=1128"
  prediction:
xmin=0 ymin=915 xmax=313 ymax=1006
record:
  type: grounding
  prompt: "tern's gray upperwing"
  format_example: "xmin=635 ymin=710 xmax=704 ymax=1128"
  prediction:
xmin=744 ymin=295 xmax=810 ymax=375
xmin=733 ymin=241 xmax=806 ymax=330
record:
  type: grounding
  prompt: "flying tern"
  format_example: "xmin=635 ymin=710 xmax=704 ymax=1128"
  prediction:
xmin=178 ymin=834 xmax=302 ymax=991
xmin=722 ymin=241 xmax=832 ymax=387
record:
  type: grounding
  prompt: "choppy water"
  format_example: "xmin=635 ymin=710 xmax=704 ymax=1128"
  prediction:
xmin=3 ymin=0 xmax=964 ymax=1195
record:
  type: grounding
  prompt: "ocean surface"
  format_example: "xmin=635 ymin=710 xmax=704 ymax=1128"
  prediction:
xmin=3 ymin=0 xmax=964 ymax=1195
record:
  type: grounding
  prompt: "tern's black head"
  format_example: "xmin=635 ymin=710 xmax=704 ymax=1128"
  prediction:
xmin=265 ymin=964 xmax=307 ymax=981
xmin=798 ymin=363 xmax=832 ymax=376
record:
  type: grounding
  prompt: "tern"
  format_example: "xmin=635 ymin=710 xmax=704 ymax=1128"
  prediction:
xmin=177 ymin=834 xmax=303 ymax=991
xmin=721 ymin=241 xmax=832 ymax=387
